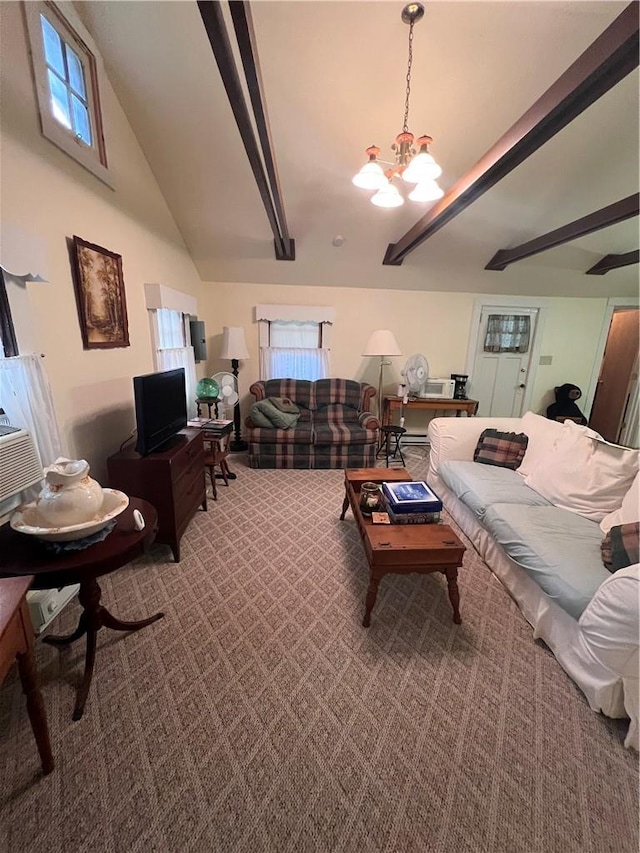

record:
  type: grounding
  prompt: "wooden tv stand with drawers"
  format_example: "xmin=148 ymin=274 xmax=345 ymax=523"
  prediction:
xmin=107 ymin=428 xmax=207 ymax=562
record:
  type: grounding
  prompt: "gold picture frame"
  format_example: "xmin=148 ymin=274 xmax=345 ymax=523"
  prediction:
xmin=71 ymin=236 xmax=130 ymax=349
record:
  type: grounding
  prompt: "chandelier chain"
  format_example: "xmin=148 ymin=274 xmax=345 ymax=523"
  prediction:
xmin=403 ymin=19 xmax=414 ymax=133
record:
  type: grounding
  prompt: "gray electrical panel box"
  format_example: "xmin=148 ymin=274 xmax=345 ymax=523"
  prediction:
xmin=190 ymin=319 xmax=206 ymax=362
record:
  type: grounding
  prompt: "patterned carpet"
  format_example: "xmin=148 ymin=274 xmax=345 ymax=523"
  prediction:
xmin=1 ymin=448 xmax=638 ymax=853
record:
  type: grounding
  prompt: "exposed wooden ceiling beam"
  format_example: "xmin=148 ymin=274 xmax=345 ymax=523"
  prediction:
xmin=383 ymin=1 xmax=639 ymax=267
xmin=485 ymin=194 xmax=639 ymax=270
xmin=585 ymin=249 xmax=640 ymax=275
xmin=229 ymin=2 xmax=293 ymax=259
xmin=197 ymin=1 xmax=295 ymax=261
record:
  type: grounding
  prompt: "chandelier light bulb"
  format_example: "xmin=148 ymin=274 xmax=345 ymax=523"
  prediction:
xmin=371 ymin=181 xmax=404 ymax=208
xmin=402 ymin=151 xmax=442 ymax=184
xmin=352 ymin=161 xmax=387 ymax=190
xmin=408 ymin=178 xmax=444 ymax=203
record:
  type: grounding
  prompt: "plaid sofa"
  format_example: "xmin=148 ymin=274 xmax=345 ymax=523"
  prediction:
xmin=245 ymin=378 xmax=379 ymax=468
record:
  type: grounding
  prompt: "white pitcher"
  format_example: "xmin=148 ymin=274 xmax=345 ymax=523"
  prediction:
xmin=37 ymin=457 xmax=104 ymax=527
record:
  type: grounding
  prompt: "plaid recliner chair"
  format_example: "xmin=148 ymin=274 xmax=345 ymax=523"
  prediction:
xmin=245 ymin=378 xmax=379 ymax=468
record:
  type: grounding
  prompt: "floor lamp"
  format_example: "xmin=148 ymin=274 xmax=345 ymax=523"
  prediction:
xmin=220 ymin=326 xmax=250 ymax=451
xmin=362 ymin=330 xmax=402 ymax=420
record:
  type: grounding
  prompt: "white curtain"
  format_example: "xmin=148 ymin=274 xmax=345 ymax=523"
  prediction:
xmin=157 ymin=307 xmax=185 ymax=348
xmin=269 ymin=320 xmax=319 ymax=348
xmin=0 ymin=354 xmax=63 ymax=467
xmin=260 ymin=347 xmax=329 ymax=381
xmin=157 ymin=347 xmax=197 ymax=418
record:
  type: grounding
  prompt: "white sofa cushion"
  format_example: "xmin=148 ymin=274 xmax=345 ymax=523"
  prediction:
xmin=438 ymin=460 xmax=551 ymax=520
xmin=517 ymin=412 xmax=568 ymax=479
xmin=524 ymin=420 xmax=639 ymax=523
xmin=600 ymin=471 xmax=640 ymax=533
xmin=482 ymin=503 xmax=608 ymax=619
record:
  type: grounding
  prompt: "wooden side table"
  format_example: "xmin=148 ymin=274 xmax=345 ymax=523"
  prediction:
xmin=0 ymin=498 xmax=162 ymax=721
xmin=383 ymin=396 xmax=479 ymax=427
xmin=0 ymin=575 xmax=54 ymax=774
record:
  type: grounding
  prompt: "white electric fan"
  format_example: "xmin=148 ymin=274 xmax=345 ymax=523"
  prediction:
xmin=401 ymin=354 xmax=430 ymax=401
xmin=211 ymin=372 xmax=239 ymax=419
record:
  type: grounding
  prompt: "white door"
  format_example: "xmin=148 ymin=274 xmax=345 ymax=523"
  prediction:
xmin=471 ymin=307 xmax=538 ymax=417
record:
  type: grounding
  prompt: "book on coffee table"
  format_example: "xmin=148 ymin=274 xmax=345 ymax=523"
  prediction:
xmin=382 ymin=481 xmax=443 ymax=514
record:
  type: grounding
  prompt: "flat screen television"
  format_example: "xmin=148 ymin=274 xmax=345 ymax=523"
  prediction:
xmin=133 ymin=368 xmax=188 ymax=455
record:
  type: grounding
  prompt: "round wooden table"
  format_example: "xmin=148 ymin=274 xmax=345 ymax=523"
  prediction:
xmin=0 ymin=498 xmax=162 ymax=721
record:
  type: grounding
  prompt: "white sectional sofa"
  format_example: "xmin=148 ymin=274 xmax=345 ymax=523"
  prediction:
xmin=427 ymin=412 xmax=639 ymax=749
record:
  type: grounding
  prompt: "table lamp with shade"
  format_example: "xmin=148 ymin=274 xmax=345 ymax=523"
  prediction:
xmin=362 ymin=330 xmax=402 ymax=419
xmin=220 ymin=326 xmax=250 ymax=451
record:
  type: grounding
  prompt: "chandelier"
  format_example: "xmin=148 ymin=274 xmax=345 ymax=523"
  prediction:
xmin=352 ymin=3 xmax=443 ymax=209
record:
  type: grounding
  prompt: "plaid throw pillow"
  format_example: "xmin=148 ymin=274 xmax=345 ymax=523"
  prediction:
xmin=473 ymin=429 xmax=529 ymax=470
xmin=601 ymin=521 xmax=640 ymax=572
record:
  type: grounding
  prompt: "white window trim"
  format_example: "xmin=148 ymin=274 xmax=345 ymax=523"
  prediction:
xmin=23 ymin=0 xmax=113 ymax=188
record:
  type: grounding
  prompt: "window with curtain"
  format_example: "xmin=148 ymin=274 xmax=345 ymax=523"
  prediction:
xmin=0 ymin=354 xmax=63 ymax=469
xmin=484 ymin=314 xmax=531 ymax=353
xmin=152 ymin=308 xmax=197 ymax=418
xmin=257 ymin=306 xmax=333 ymax=381
xmin=261 ymin=321 xmax=329 ymax=380
xmin=0 ymin=269 xmax=62 ymax=470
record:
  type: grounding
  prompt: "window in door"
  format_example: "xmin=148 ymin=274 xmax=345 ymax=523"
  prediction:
xmin=483 ymin=315 xmax=531 ymax=353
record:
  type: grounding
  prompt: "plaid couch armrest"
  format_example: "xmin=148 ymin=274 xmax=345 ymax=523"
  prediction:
xmin=249 ymin=381 xmax=267 ymax=401
xmin=359 ymin=412 xmax=380 ymax=429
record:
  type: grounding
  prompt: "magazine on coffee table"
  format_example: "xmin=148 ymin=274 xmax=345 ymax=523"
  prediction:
xmin=382 ymin=480 xmax=443 ymax=514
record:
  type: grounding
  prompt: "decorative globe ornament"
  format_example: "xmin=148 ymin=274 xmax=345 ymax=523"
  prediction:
xmin=196 ymin=377 xmax=219 ymax=401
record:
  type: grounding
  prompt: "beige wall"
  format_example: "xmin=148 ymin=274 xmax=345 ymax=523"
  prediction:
xmin=199 ymin=281 xmax=610 ymax=431
xmin=0 ymin=3 xmax=619 ymax=474
xmin=0 ymin=3 xmax=203 ymax=481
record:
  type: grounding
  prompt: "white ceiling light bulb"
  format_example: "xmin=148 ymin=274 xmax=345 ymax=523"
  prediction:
xmin=371 ymin=181 xmax=404 ymax=208
xmin=402 ymin=141 xmax=442 ymax=183
xmin=352 ymin=161 xmax=387 ymax=190
xmin=408 ymin=179 xmax=444 ymax=203
xmin=352 ymin=145 xmax=387 ymax=190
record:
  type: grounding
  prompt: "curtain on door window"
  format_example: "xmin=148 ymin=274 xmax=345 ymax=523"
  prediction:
xmin=261 ymin=320 xmax=330 ymax=380
xmin=484 ymin=315 xmax=531 ymax=353
xmin=0 ymin=353 xmax=63 ymax=467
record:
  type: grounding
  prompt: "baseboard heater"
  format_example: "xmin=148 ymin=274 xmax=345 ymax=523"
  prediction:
xmin=399 ymin=432 xmax=430 ymax=447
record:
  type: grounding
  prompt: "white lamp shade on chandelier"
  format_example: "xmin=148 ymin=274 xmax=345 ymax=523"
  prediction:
xmin=351 ymin=160 xmax=387 ymax=191
xmin=220 ymin=326 xmax=250 ymax=360
xmin=362 ymin=329 xmax=402 ymax=357
xmin=371 ymin=182 xmax=404 ymax=209
xmin=352 ymin=3 xmax=444 ymax=209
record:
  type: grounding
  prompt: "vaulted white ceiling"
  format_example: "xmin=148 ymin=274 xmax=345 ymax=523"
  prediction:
xmin=78 ymin=1 xmax=639 ymax=296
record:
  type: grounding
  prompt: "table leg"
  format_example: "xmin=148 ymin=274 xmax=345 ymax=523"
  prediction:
xmin=44 ymin=576 xmax=164 ymax=721
xmin=362 ymin=572 xmax=382 ymax=627
xmin=340 ymin=488 xmax=349 ymax=520
xmin=445 ymin=566 xmax=462 ymax=624
xmin=17 ymin=648 xmax=54 ymax=774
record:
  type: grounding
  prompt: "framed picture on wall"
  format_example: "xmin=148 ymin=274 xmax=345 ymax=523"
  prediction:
xmin=71 ymin=236 xmax=130 ymax=349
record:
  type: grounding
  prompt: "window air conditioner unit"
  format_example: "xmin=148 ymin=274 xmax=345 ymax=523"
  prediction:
xmin=0 ymin=426 xmax=44 ymax=524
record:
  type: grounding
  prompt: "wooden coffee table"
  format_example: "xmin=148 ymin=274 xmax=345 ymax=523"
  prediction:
xmin=340 ymin=468 xmax=465 ymax=627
